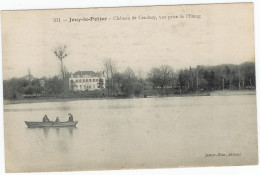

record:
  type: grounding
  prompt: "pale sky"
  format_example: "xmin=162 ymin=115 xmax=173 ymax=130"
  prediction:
xmin=2 ymin=3 xmax=255 ymax=79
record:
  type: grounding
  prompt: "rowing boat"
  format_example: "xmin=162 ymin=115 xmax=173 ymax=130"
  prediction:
xmin=25 ymin=121 xmax=78 ymax=128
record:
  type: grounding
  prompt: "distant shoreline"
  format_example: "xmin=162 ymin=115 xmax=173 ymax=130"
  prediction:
xmin=3 ymin=89 xmax=256 ymax=105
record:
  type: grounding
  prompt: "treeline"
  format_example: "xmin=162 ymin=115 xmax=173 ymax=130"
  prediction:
xmin=3 ymin=76 xmax=68 ymax=99
xmin=104 ymin=61 xmax=256 ymax=97
xmin=178 ymin=62 xmax=255 ymax=92
xmin=3 ymin=78 xmax=42 ymax=99
xmin=3 ymin=61 xmax=256 ymax=100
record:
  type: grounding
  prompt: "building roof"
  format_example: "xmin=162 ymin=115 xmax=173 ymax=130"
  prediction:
xmin=72 ymin=71 xmax=104 ymax=77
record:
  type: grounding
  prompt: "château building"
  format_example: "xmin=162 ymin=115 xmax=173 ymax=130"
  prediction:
xmin=69 ymin=71 xmax=106 ymax=91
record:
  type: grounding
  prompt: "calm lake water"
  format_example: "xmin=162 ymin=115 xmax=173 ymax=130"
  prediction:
xmin=4 ymin=95 xmax=258 ymax=172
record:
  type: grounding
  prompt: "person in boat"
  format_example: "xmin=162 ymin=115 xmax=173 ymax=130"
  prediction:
xmin=68 ymin=113 xmax=73 ymax=122
xmin=55 ymin=117 xmax=60 ymax=123
xmin=43 ymin=115 xmax=50 ymax=122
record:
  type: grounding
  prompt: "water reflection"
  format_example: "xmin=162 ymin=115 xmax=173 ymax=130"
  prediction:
xmin=26 ymin=127 xmax=77 ymax=154
xmin=69 ymin=127 xmax=74 ymax=136
xmin=56 ymin=127 xmax=60 ymax=136
xmin=43 ymin=127 xmax=49 ymax=138
xmin=28 ymin=127 xmax=76 ymax=138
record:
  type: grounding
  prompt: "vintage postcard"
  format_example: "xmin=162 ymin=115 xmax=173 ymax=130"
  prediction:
xmin=1 ymin=3 xmax=258 ymax=173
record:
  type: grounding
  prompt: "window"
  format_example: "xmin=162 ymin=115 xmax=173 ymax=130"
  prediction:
xmin=83 ymin=79 xmax=85 ymax=82
xmin=79 ymin=79 xmax=81 ymax=82
xmin=86 ymin=79 xmax=89 ymax=82
xmin=93 ymin=79 xmax=95 ymax=82
xmin=76 ymin=79 xmax=78 ymax=83
xmin=80 ymin=85 xmax=82 ymax=89
xmin=90 ymin=79 xmax=92 ymax=82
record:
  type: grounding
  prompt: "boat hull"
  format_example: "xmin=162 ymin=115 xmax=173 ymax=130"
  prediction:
xmin=25 ymin=121 xmax=78 ymax=128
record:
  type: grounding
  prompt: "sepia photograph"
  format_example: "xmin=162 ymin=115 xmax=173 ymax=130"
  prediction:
xmin=1 ymin=2 xmax=258 ymax=173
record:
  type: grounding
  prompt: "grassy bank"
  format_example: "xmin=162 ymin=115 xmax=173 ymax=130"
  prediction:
xmin=3 ymin=96 xmax=125 ymax=105
xmin=210 ymin=89 xmax=256 ymax=96
xmin=3 ymin=89 xmax=256 ymax=105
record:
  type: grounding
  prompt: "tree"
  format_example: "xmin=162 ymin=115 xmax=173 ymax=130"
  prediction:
xmin=44 ymin=76 xmax=64 ymax=96
xmin=134 ymin=79 xmax=144 ymax=97
xmin=121 ymin=67 xmax=137 ymax=96
xmin=209 ymin=70 xmax=216 ymax=90
xmin=98 ymin=78 xmax=104 ymax=89
xmin=27 ymin=68 xmax=33 ymax=86
xmin=103 ymin=58 xmax=117 ymax=95
xmin=178 ymin=69 xmax=189 ymax=91
xmin=239 ymin=68 xmax=245 ymax=89
xmin=220 ymin=66 xmax=228 ymax=90
xmin=54 ymin=45 xmax=68 ymax=82
xmin=3 ymin=78 xmax=28 ymax=99
xmin=111 ymin=72 xmax=124 ymax=94
xmin=148 ymin=65 xmax=174 ymax=93
xmin=240 ymin=62 xmax=255 ymax=88
xmin=188 ymin=67 xmax=195 ymax=90
xmin=203 ymin=70 xmax=211 ymax=90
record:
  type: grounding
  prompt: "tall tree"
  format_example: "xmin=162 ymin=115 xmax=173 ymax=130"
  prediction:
xmin=27 ymin=68 xmax=33 ymax=86
xmin=103 ymin=58 xmax=117 ymax=95
xmin=54 ymin=45 xmax=68 ymax=82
